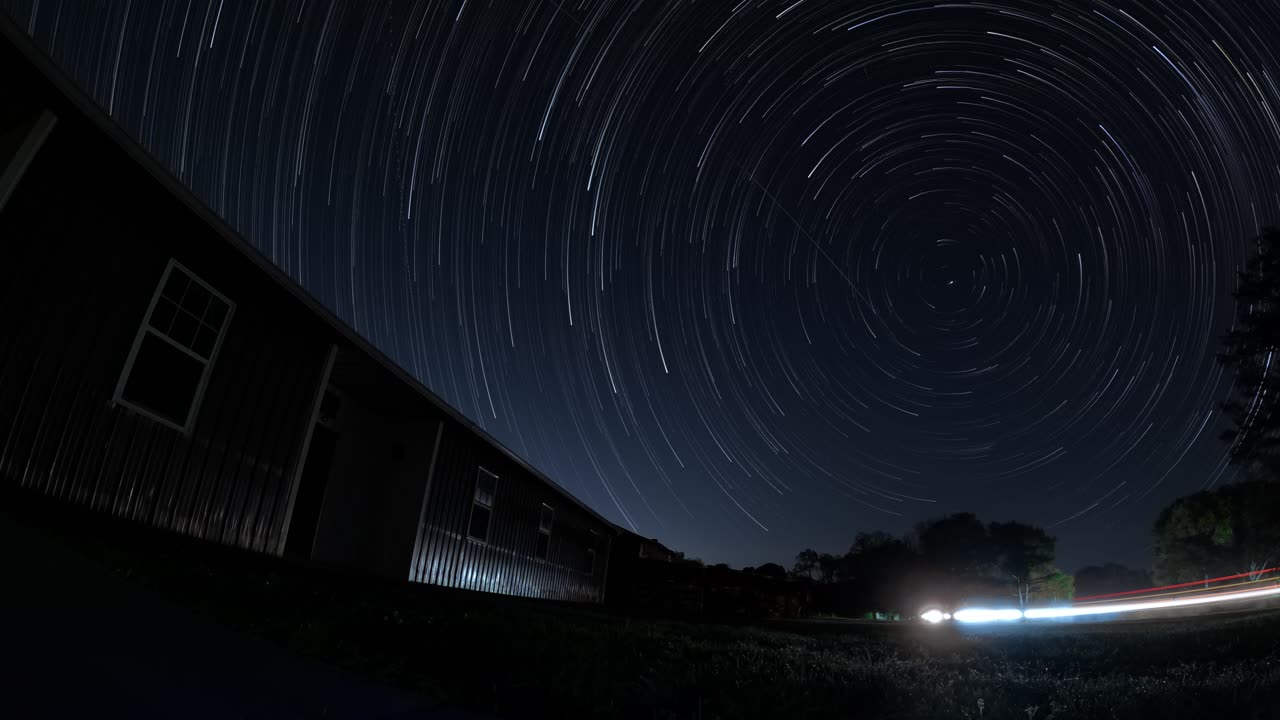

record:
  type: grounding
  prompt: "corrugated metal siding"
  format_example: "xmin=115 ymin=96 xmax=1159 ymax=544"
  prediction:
xmin=1 ymin=28 xmax=615 ymax=602
xmin=411 ymin=421 xmax=611 ymax=602
xmin=0 ymin=95 xmax=329 ymax=556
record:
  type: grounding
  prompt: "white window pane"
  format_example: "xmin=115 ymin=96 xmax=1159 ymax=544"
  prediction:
xmin=116 ymin=260 xmax=233 ymax=433
xmin=475 ymin=468 xmax=497 ymax=507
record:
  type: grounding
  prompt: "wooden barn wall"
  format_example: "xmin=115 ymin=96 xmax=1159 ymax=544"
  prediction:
xmin=411 ymin=421 xmax=612 ymax=602
xmin=0 ymin=50 xmax=331 ymax=555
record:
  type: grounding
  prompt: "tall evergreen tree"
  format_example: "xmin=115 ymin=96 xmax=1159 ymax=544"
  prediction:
xmin=1221 ymin=228 xmax=1280 ymax=479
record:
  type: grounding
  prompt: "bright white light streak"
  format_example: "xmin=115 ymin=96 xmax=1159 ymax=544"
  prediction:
xmin=921 ymin=609 xmax=945 ymax=623
xmin=953 ymin=608 xmax=1024 ymax=623
xmin=1024 ymin=583 xmax=1280 ymax=619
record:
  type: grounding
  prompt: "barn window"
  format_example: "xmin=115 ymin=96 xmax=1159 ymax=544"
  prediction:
xmin=468 ymin=467 xmax=498 ymax=542
xmin=114 ymin=260 xmax=233 ymax=433
xmin=535 ymin=503 xmax=554 ymax=561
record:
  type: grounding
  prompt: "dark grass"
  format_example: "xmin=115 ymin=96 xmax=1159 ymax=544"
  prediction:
xmin=11 ymin=497 xmax=1280 ymax=719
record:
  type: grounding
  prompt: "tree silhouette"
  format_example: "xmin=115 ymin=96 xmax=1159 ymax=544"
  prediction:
xmin=816 ymin=553 xmax=843 ymax=584
xmin=842 ymin=531 xmax=920 ymax=611
xmin=989 ymin=521 xmax=1057 ymax=608
xmin=914 ymin=513 xmax=995 ymax=577
xmin=1029 ymin=570 xmax=1075 ymax=602
xmin=1075 ymin=563 xmax=1152 ymax=597
xmin=1221 ymin=228 xmax=1280 ymax=479
xmin=1152 ymin=480 xmax=1280 ymax=583
xmin=844 ymin=532 xmax=917 ymax=583
xmin=792 ymin=548 xmax=820 ymax=581
xmin=755 ymin=563 xmax=787 ymax=580
xmin=783 ymin=514 xmax=1069 ymax=611
xmin=1153 ymin=488 xmax=1236 ymax=583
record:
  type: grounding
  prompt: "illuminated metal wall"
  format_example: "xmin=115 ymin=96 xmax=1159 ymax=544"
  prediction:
xmin=409 ymin=419 xmax=611 ymax=602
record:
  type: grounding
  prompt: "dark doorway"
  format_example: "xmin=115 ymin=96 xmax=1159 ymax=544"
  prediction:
xmin=284 ymin=423 xmax=338 ymax=559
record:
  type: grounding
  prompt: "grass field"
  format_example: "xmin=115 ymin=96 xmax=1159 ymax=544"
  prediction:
xmin=12 ymin=499 xmax=1280 ymax=720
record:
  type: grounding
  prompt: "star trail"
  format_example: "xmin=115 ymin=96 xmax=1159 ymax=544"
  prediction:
xmin=7 ymin=0 xmax=1280 ymax=571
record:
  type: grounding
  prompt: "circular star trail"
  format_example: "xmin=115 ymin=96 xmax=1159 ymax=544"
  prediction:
xmin=9 ymin=0 xmax=1280 ymax=569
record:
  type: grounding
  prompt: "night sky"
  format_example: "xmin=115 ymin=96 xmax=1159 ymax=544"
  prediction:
xmin=7 ymin=0 xmax=1280 ymax=574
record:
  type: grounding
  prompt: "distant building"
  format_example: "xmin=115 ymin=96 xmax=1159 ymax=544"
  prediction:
xmin=614 ymin=530 xmax=683 ymax=564
xmin=0 ymin=18 xmax=612 ymax=603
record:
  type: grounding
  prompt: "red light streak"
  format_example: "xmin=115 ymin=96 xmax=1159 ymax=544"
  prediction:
xmin=1073 ymin=567 xmax=1280 ymax=602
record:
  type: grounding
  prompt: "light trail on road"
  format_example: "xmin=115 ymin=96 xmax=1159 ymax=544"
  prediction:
xmin=935 ymin=570 xmax=1280 ymax=624
xmin=1074 ymin=568 xmax=1280 ymax=602
xmin=1026 ymin=582 xmax=1280 ymax=620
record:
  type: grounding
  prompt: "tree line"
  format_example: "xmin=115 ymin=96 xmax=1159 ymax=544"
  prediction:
xmin=778 ymin=228 xmax=1280 ymax=612
xmin=788 ymin=513 xmax=1073 ymax=615
xmin=784 ymin=472 xmax=1280 ymax=615
xmin=1149 ymin=227 xmax=1280 ymax=585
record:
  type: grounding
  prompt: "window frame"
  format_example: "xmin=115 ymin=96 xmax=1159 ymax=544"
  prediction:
xmin=587 ymin=529 xmax=600 ymax=575
xmin=535 ymin=503 xmax=554 ymax=561
xmin=113 ymin=259 xmax=235 ymax=434
xmin=467 ymin=467 xmax=499 ymax=543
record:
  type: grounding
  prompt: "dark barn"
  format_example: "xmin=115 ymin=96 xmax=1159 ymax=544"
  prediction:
xmin=0 ymin=19 xmax=612 ymax=603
